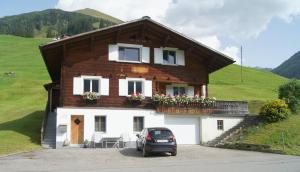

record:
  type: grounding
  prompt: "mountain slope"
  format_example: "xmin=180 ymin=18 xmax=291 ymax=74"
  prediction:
xmin=0 ymin=9 xmax=120 ymax=38
xmin=0 ymin=35 xmax=290 ymax=155
xmin=209 ymin=64 xmax=288 ymax=101
xmin=272 ymin=51 xmax=300 ymax=79
xmin=75 ymin=8 xmax=123 ymax=24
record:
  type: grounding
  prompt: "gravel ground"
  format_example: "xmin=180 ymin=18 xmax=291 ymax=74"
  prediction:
xmin=0 ymin=145 xmax=299 ymax=172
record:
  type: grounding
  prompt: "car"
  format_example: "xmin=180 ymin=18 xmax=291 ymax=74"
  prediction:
xmin=136 ymin=127 xmax=177 ymax=157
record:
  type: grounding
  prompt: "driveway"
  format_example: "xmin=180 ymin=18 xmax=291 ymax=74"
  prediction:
xmin=0 ymin=145 xmax=299 ymax=172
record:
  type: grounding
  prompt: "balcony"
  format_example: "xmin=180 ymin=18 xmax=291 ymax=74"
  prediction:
xmin=155 ymin=100 xmax=249 ymax=116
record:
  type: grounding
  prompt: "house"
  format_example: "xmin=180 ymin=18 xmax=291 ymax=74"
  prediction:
xmin=40 ymin=16 xmax=249 ymax=148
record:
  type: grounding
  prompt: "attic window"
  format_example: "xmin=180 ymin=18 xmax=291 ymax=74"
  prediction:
xmin=163 ymin=50 xmax=176 ymax=65
xmin=119 ymin=47 xmax=140 ymax=62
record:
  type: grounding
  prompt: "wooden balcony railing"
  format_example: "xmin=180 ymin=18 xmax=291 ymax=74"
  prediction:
xmin=155 ymin=100 xmax=249 ymax=116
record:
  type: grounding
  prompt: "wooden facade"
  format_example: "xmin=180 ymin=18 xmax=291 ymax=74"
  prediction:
xmin=41 ymin=18 xmax=234 ymax=109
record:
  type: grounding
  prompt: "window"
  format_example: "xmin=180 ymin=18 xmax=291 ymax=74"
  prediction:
xmin=119 ymin=47 xmax=140 ymax=62
xmin=163 ymin=50 xmax=176 ymax=64
xmin=128 ymin=81 xmax=143 ymax=95
xmin=133 ymin=117 xmax=144 ymax=132
xmin=84 ymin=79 xmax=99 ymax=93
xmin=95 ymin=116 xmax=106 ymax=132
xmin=217 ymin=120 xmax=224 ymax=130
xmin=173 ymin=86 xmax=186 ymax=96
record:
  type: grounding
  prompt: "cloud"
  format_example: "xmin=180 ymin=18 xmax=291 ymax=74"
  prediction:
xmin=56 ymin=0 xmax=300 ymax=64
xmin=55 ymin=0 xmax=171 ymax=21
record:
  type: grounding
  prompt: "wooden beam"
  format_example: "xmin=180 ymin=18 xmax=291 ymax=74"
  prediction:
xmin=162 ymin=35 xmax=170 ymax=47
xmin=89 ymin=36 xmax=95 ymax=51
xmin=140 ymin=23 xmax=146 ymax=42
xmin=114 ymin=29 xmax=122 ymax=44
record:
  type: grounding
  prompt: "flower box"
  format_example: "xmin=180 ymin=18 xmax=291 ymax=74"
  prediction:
xmin=82 ymin=92 xmax=100 ymax=104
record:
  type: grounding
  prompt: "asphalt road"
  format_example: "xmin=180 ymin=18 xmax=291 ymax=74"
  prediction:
xmin=0 ymin=145 xmax=299 ymax=172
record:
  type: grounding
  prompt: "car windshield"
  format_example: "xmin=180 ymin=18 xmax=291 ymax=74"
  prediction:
xmin=149 ymin=129 xmax=173 ymax=139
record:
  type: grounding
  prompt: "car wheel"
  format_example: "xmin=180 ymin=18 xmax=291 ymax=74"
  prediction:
xmin=171 ymin=151 xmax=177 ymax=156
xmin=142 ymin=146 xmax=148 ymax=157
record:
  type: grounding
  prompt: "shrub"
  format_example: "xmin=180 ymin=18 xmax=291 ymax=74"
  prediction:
xmin=259 ymin=99 xmax=289 ymax=123
xmin=278 ymin=80 xmax=300 ymax=113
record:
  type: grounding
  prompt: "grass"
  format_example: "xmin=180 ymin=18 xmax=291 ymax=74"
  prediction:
xmin=0 ymin=35 xmax=50 ymax=155
xmin=0 ymin=34 xmax=293 ymax=155
xmin=238 ymin=114 xmax=300 ymax=156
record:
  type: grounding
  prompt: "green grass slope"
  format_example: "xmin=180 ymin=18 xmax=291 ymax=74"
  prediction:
xmin=239 ymin=114 xmax=300 ymax=155
xmin=0 ymin=35 xmax=49 ymax=155
xmin=209 ymin=64 xmax=288 ymax=100
xmin=0 ymin=35 xmax=291 ymax=155
xmin=75 ymin=8 xmax=123 ymax=24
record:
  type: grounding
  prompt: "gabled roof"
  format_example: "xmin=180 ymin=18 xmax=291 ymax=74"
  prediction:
xmin=40 ymin=17 xmax=234 ymax=82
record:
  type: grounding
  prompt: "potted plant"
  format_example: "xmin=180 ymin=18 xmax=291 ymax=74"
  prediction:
xmin=82 ymin=92 xmax=100 ymax=104
xmin=128 ymin=92 xmax=145 ymax=105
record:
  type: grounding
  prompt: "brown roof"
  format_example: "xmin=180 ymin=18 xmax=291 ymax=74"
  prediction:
xmin=40 ymin=17 xmax=234 ymax=82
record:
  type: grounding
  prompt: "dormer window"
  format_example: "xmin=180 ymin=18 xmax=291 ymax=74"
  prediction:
xmin=163 ymin=50 xmax=176 ymax=65
xmin=118 ymin=47 xmax=141 ymax=62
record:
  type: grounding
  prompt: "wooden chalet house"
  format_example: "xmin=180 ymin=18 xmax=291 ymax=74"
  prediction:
xmin=40 ymin=17 xmax=249 ymax=148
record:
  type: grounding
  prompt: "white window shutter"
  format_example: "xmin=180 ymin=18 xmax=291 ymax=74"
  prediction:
xmin=144 ymin=80 xmax=152 ymax=97
xmin=187 ymin=86 xmax=194 ymax=97
xmin=141 ymin=47 xmax=150 ymax=63
xmin=177 ymin=50 xmax=185 ymax=66
xmin=73 ymin=77 xmax=83 ymax=95
xmin=154 ymin=47 xmax=163 ymax=64
xmin=166 ymin=85 xmax=173 ymax=96
xmin=119 ymin=79 xmax=128 ymax=96
xmin=100 ymin=78 xmax=109 ymax=96
xmin=108 ymin=44 xmax=118 ymax=61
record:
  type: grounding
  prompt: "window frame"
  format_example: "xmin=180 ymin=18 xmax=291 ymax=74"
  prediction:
xmin=95 ymin=116 xmax=107 ymax=133
xmin=82 ymin=77 xmax=101 ymax=94
xmin=173 ymin=86 xmax=186 ymax=96
xmin=217 ymin=120 xmax=224 ymax=130
xmin=127 ymin=80 xmax=145 ymax=96
xmin=133 ymin=116 xmax=144 ymax=132
xmin=163 ymin=49 xmax=177 ymax=65
xmin=117 ymin=43 xmax=143 ymax=63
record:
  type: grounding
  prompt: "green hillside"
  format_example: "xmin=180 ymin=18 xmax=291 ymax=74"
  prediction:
xmin=209 ymin=64 xmax=288 ymax=101
xmin=75 ymin=8 xmax=123 ymax=24
xmin=0 ymin=9 xmax=120 ymax=38
xmin=273 ymin=51 xmax=300 ymax=79
xmin=0 ymin=35 xmax=50 ymax=155
xmin=0 ymin=35 xmax=290 ymax=155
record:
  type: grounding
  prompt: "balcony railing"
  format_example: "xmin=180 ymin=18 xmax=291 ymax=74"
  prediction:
xmin=155 ymin=100 xmax=249 ymax=116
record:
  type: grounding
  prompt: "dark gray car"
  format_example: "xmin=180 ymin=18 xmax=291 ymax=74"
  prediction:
xmin=136 ymin=127 xmax=177 ymax=157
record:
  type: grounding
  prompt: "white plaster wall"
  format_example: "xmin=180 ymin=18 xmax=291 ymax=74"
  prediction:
xmin=200 ymin=116 xmax=244 ymax=143
xmin=55 ymin=107 xmax=244 ymax=145
xmin=56 ymin=108 xmax=164 ymax=144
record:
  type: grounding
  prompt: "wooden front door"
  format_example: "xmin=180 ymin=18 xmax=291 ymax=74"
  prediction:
xmin=71 ymin=115 xmax=84 ymax=144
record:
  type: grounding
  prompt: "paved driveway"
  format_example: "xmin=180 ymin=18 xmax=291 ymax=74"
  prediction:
xmin=0 ymin=146 xmax=299 ymax=172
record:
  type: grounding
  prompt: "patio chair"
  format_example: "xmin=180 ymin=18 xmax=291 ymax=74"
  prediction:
xmin=92 ymin=133 xmax=103 ymax=148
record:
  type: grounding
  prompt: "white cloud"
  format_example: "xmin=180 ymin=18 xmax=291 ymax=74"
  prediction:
xmin=55 ymin=0 xmax=171 ymax=21
xmin=56 ymin=0 xmax=300 ymax=64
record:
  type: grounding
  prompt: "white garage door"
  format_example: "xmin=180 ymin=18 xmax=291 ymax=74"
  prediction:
xmin=164 ymin=116 xmax=200 ymax=144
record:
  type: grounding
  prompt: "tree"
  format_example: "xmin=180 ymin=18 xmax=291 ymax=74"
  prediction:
xmin=278 ymin=80 xmax=300 ymax=113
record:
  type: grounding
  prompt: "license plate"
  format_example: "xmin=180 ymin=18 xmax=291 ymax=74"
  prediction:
xmin=156 ymin=140 xmax=168 ymax=143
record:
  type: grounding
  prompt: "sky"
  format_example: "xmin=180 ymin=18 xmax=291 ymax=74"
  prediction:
xmin=2 ymin=0 xmax=300 ymax=68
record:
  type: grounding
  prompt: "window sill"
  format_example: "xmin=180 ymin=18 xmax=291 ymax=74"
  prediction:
xmin=116 ymin=60 xmax=143 ymax=64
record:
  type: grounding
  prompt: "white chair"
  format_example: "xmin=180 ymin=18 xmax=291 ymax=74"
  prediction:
xmin=92 ymin=133 xmax=103 ymax=148
xmin=120 ymin=132 xmax=131 ymax=148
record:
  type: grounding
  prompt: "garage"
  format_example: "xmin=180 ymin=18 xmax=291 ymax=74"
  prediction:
xmin=164 ymin=116 xmax=200 ymax=144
